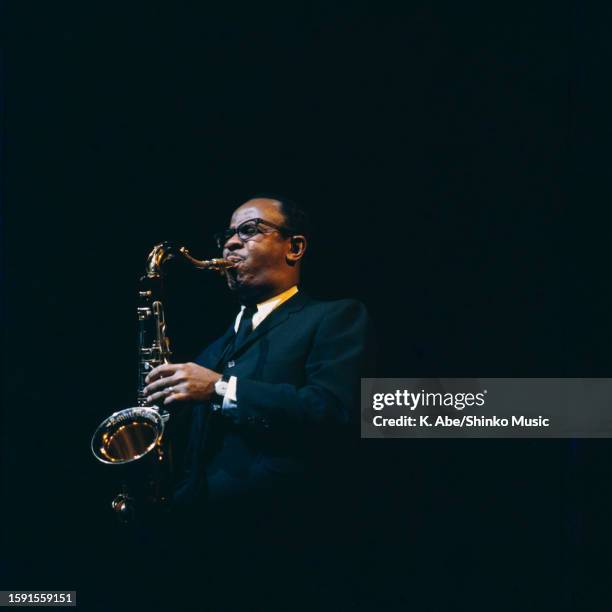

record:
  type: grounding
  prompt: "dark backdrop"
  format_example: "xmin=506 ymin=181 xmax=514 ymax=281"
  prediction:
xmin=3 ymin=1 xmax=612 ymax=610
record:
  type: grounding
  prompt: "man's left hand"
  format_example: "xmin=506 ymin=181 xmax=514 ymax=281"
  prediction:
xmin=143 ymin=362 xmax=222 ymax=406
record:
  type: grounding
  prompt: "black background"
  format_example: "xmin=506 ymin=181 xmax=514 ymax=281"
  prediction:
xmin=3 ymin=1 xmax=612 ymax=610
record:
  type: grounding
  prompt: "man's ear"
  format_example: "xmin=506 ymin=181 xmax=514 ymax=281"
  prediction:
xmin=286 ymin=235 xmax=307 ymax=265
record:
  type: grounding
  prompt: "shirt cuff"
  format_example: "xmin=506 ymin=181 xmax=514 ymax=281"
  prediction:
xmin=221 ymin=376 xmax=238 ymax=411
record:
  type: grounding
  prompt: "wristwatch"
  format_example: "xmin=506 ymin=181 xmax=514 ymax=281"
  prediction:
xmin=214 ymin=374 xmax=230 ymax=398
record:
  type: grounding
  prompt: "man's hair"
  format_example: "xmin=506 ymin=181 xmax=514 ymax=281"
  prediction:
xmin=250 ymin=193 xmax=310 ymax=238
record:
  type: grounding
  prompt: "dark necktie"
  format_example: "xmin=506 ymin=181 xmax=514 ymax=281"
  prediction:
xmin=233 ymin=304 xmax=257 ymax=350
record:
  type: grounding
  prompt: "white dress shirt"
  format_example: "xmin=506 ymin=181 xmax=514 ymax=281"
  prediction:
xmin=218 ymin=285 xmax=299 ymax=411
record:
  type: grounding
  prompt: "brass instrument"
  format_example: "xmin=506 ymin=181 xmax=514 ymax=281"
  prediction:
xmin=90 ymin=242 xmax=233 ymax=522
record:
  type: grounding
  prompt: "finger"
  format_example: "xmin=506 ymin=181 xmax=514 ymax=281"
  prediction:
xmin=163 ymin=392 xmax=188 ymax=405
xmin=146 ymin=384 xmax=181 ymax=404
xmin=145 ymin=363 xmax=181 ymax=383
xmin=143 ymin=372 xmax=182 ymax=395
xmin=145 ymin=390 xmax=167 ymax=405
xmin=145 ymin=363 xmax=180 ymax=383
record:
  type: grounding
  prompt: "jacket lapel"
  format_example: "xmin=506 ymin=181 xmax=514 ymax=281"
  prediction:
xmin=227 ymin=291 xmax=308 ymax=360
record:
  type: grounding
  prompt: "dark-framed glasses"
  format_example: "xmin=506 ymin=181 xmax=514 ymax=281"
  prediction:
xmin=214 ymin=218 xmax=292 ymax=250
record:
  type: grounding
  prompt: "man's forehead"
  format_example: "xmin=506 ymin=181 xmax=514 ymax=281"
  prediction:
xmin=230 ymin=199 xmax=283 ymax=226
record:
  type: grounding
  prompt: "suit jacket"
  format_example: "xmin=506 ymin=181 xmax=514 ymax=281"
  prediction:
xmin=173 ymin=290 xmax=370 ymax=507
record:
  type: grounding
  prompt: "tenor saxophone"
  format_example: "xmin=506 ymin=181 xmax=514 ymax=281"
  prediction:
xmin=90 ymin=242 xmax=233 ymax=522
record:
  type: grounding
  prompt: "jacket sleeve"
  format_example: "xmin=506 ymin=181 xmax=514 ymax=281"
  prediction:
xmin=233 ymin=300 xmax=369 ymax=430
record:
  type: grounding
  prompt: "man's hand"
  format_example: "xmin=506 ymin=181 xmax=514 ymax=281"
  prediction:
xmin=143 ymin=362 xmax=222 ymax=406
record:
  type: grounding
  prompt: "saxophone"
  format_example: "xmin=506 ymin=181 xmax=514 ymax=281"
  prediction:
xmin=90 ymin=242 xmax=233 ymax=522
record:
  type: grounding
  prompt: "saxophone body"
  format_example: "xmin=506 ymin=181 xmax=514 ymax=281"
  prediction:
xmin=90 ymin=242 xmax=233 ymax=522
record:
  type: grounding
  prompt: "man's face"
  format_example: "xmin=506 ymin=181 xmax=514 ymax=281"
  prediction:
xmin=222 ymin=198 xmax=293 ymax=301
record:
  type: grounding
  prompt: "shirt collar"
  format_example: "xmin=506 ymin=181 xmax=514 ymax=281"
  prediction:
xmin=254 ymin=285 xmax=298 ymax=315
xmin=235 ymin=286 xmax=299 ymax=332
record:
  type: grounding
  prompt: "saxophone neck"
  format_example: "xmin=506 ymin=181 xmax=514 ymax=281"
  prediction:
xmin=144 ymin=242 xmax=234 ymax=278
xmin=177 ymin=247 xmax=235 ymax=272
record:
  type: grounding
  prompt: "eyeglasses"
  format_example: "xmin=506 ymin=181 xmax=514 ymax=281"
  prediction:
xmin=214 ymin=217 xmax=292 ymax=250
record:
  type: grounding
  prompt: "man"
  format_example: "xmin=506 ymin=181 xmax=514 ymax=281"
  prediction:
xmin=139 ymin=196 xmax=370 ymax=607
xmin=143 ymin=195 xmax=369 ymax=509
